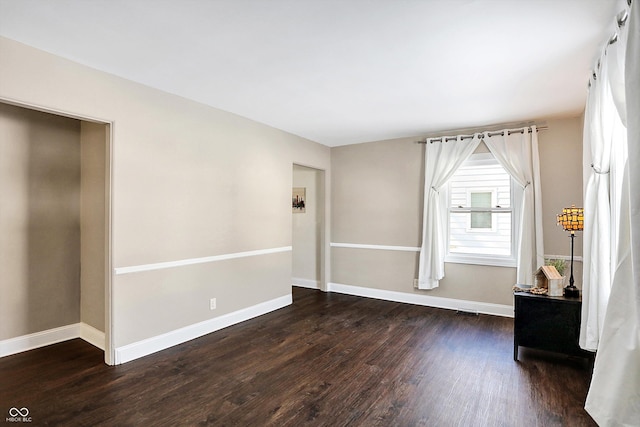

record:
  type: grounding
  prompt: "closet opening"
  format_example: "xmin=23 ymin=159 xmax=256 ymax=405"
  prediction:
xmin=0 ymin=101 xmax=113 ymax=364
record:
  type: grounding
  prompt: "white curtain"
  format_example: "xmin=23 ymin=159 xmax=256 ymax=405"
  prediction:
xmin=484 ymin=126 xmax=544 ymax=286
xmin=628 ymin=0 xmax=640 ymax=333
xmin=417 ymin=135 xmax=480 ymax=289
xmin=580 ymin=46 xmax=616 ymax=352
xmin=581 ymin=4 xmax=630 ymax=352
xmin=417 ymin=128 xmax=543 ymax=289
xmin=585 ymin=2 xmax=640 ymax=425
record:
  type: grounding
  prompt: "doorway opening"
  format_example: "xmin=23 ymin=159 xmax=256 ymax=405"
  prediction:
xmin=0 ymin=101 xmax=113 ymax=364
xmin=292 ymin=164 xmax=326 ymax=294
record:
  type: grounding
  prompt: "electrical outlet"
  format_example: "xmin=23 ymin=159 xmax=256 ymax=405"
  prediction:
xmin=210 ymin=298 xmax=216 ymax=310
xmin=413 ymin=279 xmax=419 ymax=288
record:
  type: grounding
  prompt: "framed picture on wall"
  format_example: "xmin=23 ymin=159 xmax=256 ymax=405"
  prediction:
xmin=292 ymin=187 xmax=306 ymax=213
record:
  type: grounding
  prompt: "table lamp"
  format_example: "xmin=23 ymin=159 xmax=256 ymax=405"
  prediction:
xmin=556 ymin=205 xmax=583 ymax=298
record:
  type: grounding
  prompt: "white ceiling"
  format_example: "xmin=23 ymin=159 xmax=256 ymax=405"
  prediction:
xmin=0 ymin=0 xmax=620 ymax=146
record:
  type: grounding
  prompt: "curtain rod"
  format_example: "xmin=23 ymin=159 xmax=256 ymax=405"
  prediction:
xmin=415 ymin=126 xmax=547 ymax=144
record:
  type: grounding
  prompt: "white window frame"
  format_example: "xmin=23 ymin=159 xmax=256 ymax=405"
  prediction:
xmin=445 ymin=153 xmax=518 ymax=268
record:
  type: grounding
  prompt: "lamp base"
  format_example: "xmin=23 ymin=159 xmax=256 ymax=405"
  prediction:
xmin=563 ymin=286 xmax=580 ymax=298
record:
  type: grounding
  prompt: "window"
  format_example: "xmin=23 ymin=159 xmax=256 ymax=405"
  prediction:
xmin=469 ymin=190 xmax=495 ymax=230
xmin=446 ymin=152 xmax=517 ymax=267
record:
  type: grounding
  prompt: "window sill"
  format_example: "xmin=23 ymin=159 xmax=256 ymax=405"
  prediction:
xmin=445 ymin=254 xmax=516 ymax=268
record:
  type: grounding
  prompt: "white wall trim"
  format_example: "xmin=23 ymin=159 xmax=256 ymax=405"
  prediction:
xmin=327 ymin=282 xmax=514 ymax=318
xmin=330 ymin=242 xmax=420 ymax=252
xmin=114 ymin=294 xmax=292 ymax=364
xmin=0 ymin=323 xmax=105 ymax=358
xmin=328 ymin=247 xmax=584 ymax=263
xmin=0 ymin=96 xmax=114 ymax=125
xmin=114 ymin=246 xmax=293 ymax=275
xmin=292 ymin=278 xmax=321 ymax=289
xmin=544 ymin=254 xmax=583 ymax=262
xmin=80 ymin=323 xmax=106 ymax=350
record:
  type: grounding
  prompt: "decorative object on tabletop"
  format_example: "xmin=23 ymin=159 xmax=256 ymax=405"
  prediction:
xmin=534 ymin=265 xmax=564 ymax=296
xmin=556 ymin=205 xmax=584 ymax=298
xmin=529 ymin=287 xmax=549 ymax=295
xmin=512 ymin=284 xmax=548 ymax=295
xmin=545 ymin=258 xmax=566 ymax=276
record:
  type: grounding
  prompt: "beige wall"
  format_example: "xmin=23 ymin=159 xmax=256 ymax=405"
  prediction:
xmin=292 ymin=165 xmax=324 ymax=286
xmin=0 ymin=37 xmax=330 ymax=350
xmin=80 ymin=121 xmax=107 ymax=331
xmin=539 ymin=118 xmax=584 ymax=267
xmin=0 ymin=102 xmax=81 ymax=339
xmin=331 ymin=117 xmax=584 ymax=306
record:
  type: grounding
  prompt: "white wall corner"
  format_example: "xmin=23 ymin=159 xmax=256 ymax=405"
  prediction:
xmin=292 ymin=277 xmax=321 ymax=289
xmin=114 ymin=293 xmax=293 ymax=365
xmin=327 ymin=282 xmax=514 ymax=318
xmin=80 ymin=323 xmax=106 ymax=350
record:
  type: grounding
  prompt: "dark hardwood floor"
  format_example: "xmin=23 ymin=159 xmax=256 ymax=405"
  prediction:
xmin=1 ymin=288 xmax=596 ymax=426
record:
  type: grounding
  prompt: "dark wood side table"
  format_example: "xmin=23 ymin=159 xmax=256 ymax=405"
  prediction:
xmin=513 ymin=291 xmax=594 ymax=361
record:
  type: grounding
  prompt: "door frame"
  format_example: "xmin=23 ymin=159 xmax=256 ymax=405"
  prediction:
xmin=292 ymin=163 xmax=329 ymax=292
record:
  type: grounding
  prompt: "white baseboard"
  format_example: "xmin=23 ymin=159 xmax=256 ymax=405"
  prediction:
xmin=80 ymin=323 xmax=106 ymax=350
xmin=114 ymin=293 xmax=292 ymax=365
xmin=292 ymin=277 xmax=321 ymax=289
xmin=0 ymin=322 xmax=105 ymax=358
xmin=327 ymin=282 xmax=514 ymax=318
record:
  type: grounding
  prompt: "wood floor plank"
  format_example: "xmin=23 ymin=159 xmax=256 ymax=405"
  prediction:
xmin=0 ymin=288 xmax=596 ymax=426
